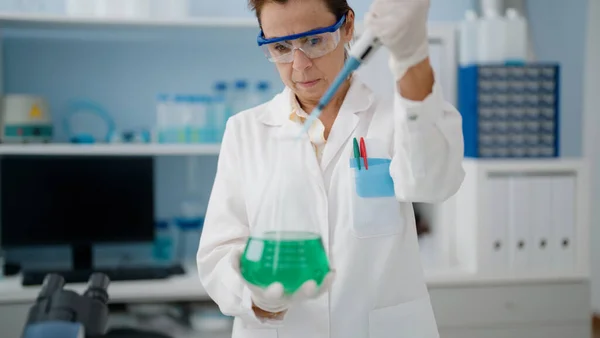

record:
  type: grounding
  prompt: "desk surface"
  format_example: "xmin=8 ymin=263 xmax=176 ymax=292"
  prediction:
xmin=0 ymin=266 xmax=588 ymax=304
xmin=0 ymin=265 xmax=208 ymax=304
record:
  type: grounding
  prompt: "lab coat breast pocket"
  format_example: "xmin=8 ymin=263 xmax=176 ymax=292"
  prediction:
xmin=369 ymin=297 xmax=440 ymax=338
xmin=349 ymin=157 xmax=403 ymax=238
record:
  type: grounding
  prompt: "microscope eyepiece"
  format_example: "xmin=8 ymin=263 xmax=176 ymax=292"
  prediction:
xmin=38 ymin=274 xmax=65 ymax=300
xmin=83 ymin=273 xmax=110 ymax=304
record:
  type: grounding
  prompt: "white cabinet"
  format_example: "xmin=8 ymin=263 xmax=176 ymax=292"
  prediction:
xmin=430 ymin=282 xmax=590 ymax=328
xmin=452 ymin=159 xmax=589 ymax=279
xmin=439 ymin=324 xmax=590 ymax=338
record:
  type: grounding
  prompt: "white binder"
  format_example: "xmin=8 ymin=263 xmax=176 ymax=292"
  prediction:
xmin=551 ymin=175 xmax=577 ymax=271
xmin=508 ymin=176 xmax=531 ymax=272
xmin=529 ymin=176 xmax=553 ymax=271
xmin=485 ymin=176 xmax=509 ymax=274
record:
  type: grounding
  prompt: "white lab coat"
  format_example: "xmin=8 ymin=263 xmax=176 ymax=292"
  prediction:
xmin=197 ymin=76 xmax=465 ymax=338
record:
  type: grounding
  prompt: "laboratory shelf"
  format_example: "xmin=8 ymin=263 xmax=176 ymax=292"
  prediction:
xmin=462 ymin=157 xmax=587 ymax=173
xmin=0 ymin=144 xmax=221 ymax=156
xmin=0 ymin=12 xmax=260 ymax=41
xmin=0 ymin=12 xmax=258 ymax=30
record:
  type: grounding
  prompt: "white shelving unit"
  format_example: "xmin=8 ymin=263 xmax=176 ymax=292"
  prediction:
xmin=450 ymin=158 xmax=590 ymax=279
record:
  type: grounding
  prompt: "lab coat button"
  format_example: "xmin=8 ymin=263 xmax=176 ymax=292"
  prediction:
xmin=408 ymin=114 xmax=418 ymax=121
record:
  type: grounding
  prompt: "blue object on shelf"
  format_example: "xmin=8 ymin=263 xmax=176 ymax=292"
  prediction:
xmin=175 ymin=217 xmax=204 ymax=262
xmin=153 ymin=220 xmax=175 ymax=263
xmin=457 ymin=63 xmax=560 ymax=159
xmin=63 ymin=100 xmax=116 ymax=144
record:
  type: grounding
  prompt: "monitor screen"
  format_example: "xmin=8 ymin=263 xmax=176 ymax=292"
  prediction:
xmin=0 ymin=155 xmax=155 ymax=247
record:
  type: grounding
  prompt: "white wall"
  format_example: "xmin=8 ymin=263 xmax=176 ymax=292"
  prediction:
xmin=585 ymin=0 xmax=600 ymax=313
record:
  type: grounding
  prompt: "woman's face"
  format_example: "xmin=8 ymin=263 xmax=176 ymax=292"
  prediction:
xmin=259 ymin=0 xmax=354 ymax=103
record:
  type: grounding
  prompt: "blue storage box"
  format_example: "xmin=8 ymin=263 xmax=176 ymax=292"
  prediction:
xmin=458 ymin=63 xmax=560 ymax=158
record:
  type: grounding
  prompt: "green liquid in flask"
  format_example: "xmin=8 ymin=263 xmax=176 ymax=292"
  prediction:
xmin=240 ymin=231 xmax=330 ymax=295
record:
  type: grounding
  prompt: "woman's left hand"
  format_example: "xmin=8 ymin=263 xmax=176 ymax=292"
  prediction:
xmin=365 ymin=0 xmax=431 ymax=81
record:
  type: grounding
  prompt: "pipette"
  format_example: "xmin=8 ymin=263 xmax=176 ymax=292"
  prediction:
xmin=299 ymin=30 xmax=382 ymax=135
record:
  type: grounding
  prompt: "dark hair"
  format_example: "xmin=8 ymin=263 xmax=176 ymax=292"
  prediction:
xmin=248 ymin=0 xmax=353 ymax=26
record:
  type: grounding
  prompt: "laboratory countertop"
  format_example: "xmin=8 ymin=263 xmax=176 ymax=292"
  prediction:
xmin=0 ymin=264 xmax=208 ymax=304
xmin=0 ymin=265 xmax=588 ymax=305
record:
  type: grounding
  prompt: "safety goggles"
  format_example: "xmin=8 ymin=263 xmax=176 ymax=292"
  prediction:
xmin=257 ymin=15 xmax=346 ymax=63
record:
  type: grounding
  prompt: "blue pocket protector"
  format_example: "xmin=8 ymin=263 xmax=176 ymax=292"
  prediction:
xmin=349 ymin=158 xmax=395 ymax=198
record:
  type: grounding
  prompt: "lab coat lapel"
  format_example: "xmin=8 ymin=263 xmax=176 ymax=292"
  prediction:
xmin=320 ymin=79 xmax=374 ymax=172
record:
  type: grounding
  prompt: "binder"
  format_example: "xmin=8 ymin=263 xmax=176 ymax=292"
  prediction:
xmin=551 ymin=175 xmax=576 ymax=271
xmin=529 ymin=176 xmax=553 ymax=271
xmin=508 ymin=176 xmax=531 ymax=272
xmin=486 ymin=177 xmax=509 ymax=274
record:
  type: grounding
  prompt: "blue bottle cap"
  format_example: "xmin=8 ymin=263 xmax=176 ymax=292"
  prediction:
xmin=257 ymin=81 xmax=270 ymax=91
xmin=215 ymin=81 xmax=228 ymax=91
xmin=234 ymin=80 xmax=248 ymax=89
xmin=175 ymin=217 xmax=205 ymax=230
xmin=155 ymin=220 xmax=169 ymax=230
xmin=156 ymin=93 xmax=170 ymax=101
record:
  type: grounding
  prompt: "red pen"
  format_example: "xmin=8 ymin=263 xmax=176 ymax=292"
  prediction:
xmin=359 ymin=137 xmax=368 ymax=170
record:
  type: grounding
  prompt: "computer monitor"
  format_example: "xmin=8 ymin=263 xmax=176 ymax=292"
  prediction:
xmin=0 ymin=155 xmax=155 ymax=272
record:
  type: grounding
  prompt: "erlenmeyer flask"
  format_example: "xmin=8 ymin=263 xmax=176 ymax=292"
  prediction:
xmin=240 ymin=136 xmax=330 ymax=295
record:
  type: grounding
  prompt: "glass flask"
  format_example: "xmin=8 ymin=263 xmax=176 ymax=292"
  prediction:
xmin=240 ymin=135 xmax=330 ymax=295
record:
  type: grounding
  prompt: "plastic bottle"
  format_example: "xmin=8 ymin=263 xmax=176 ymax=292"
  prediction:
xmin=246 ymin=81 xmax=268 ymax=108
xmin=231 ymin=80 xmax=249 ymax=115
xmin=176 ymin=157 xmax=206 ymax=262
xmin=211 ymin=81 xmax=229 ymax=143
xmin=174 ymin=94 xmax=192 ymax=143
xmin=477 ymin=7 xmax=507 ymax=64
xmin=504 ymin=8 xmax=528 ymax=65
xmin=480 ymin=0 xmax=503 ymax=15
xmin=188 ymin=95 xmax=212 ymax=144
xmin=156 ymin=94 xmax=170 ymax=143
xmin=255 ymin=81 xmax=272 ymax=106
xmin=459 ymin=10 xmax=479 ymax=66
xmin=153 ymin=220 xmax=175 ymax=264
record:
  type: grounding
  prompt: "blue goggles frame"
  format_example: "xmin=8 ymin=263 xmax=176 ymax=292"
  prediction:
xmin=257 ymin=14 xmax=347 ymax=46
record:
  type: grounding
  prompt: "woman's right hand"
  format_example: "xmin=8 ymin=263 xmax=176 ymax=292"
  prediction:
xmin=252 ymin=303 xmax=287 ymax=320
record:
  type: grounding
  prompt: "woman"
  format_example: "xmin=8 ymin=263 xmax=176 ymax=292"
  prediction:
xmin=197 ymin=0 xmax=465 ymax=337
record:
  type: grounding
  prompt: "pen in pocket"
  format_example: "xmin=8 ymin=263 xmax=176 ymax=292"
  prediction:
xmin=353 ymin=137 xmax=361 ymax=170
xmin=359 ymin=137 xmax=368 ymax=170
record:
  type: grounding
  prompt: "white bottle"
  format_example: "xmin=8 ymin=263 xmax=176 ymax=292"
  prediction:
xmin=211 ymin=81 xmax=229 ymax=143
xmin=247 ymin=81 xmax=272 ymax=108
xmin=231 ymin=80 xmax=249 ymax=115
xmin=173 ymin=95 xmax=191 ymax=144
xmin=459 ymin=10 xmax=479 ymax=66
xmin=149 ymin=0 xmax=188 ymax=19
xmin=480 ymin=0 xmax=504 ymax=16
xmin=504 ymin=8 xmax=528 ymax=65
xmin=477 ymin=7 xmax=507 ymax=64
xmin=66 ymin=0 xmax=97 ymax=16
xmin=177 ymin=157 xmax=206 ymax=261
xmin=156 ymin=93 xmax=170 ymax=143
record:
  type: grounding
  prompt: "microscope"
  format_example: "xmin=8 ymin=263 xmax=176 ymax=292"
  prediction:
xmin=21 ymin=273 xmax=110 ymax=338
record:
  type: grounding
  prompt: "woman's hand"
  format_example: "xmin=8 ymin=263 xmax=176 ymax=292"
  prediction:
xmin=231 ymin=249 xmax=335 ymax=316
xmin=365 ymin=0 xmax=432 ymax=94
xmin=252 ymin=303 xmax=287 ymax=321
